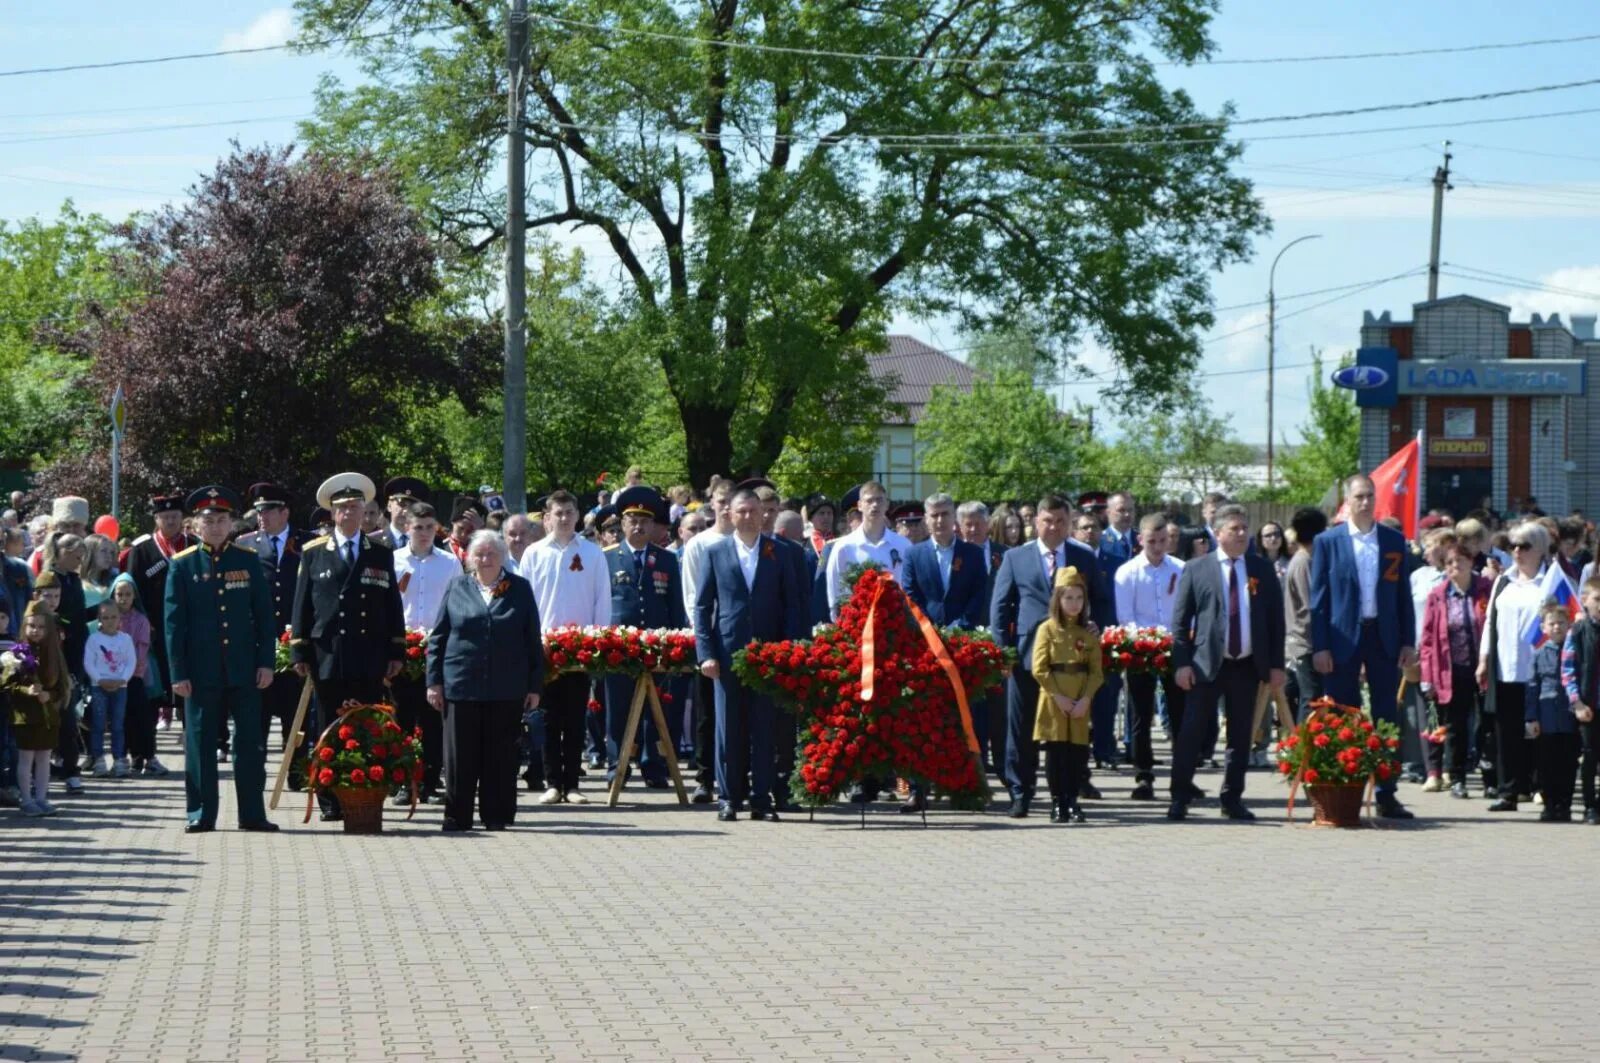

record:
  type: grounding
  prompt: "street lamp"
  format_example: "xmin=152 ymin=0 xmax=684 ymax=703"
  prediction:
xmin=1267 ymin=233 xmax=1322 ymax=490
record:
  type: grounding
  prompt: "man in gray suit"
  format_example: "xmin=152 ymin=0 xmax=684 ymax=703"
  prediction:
xmin=1168 ymin=504 xmax=1286 ymax=822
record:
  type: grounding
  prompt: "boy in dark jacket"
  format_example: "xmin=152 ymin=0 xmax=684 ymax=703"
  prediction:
xmin=1560 ymin=579 xmax=1600 ymax=824
xmin=1529 ymin=603 xmax=1578 ymax=822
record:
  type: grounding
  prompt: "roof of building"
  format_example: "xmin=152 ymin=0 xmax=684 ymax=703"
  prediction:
xmin=869 ymin=335 xmax=976 ymax=425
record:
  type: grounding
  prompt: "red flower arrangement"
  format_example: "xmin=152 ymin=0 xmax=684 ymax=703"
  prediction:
xmin=733 ymin=564 xmax=1012 ymax=809
xmin=1099 ymin=624 xmax=1173 ymax=676
xmin=398 ymin=628 xmax=428 ymax=682
xmin=1275 ymin=697 xmax=1402 ymax=786
xmin=543 ymin=625 xmax=697 ymax=676
xmin=301 ymin=703 xmax=423 ymax=796
xmin=274 ymin=627 xmax=294 ymax=673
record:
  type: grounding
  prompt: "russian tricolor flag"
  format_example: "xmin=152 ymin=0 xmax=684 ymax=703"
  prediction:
xmin=1525 ymin=563 xmax=1582 ymax=647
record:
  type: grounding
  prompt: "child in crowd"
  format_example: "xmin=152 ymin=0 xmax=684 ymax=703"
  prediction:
xmin=0 ymin=594 xmax=16 ymax=807
xmin=84 ymin=600 xmax=136 ymax=777
xmin=1528 ymin=602 xmax=1578 ymax=822
xmin=1560 ymin=579 xmax=1600 ymax=824
xmin=110 ymin=574 xmax=165 ymax=776
xmin=1031 ymin=566 xmax=1103 ymax=825
xmin=7 ymin=602 xmax=70 ymax=816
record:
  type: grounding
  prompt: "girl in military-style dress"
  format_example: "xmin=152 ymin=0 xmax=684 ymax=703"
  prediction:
xmin=1030 ymin=567 xmax=1103 ymax=824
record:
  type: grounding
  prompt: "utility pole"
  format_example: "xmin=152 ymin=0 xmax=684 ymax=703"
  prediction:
xmin=503 ymin=0 xmax=528 ymax=513
xmin=1427 ymin=141 xmax=1452 ymax=301
xmin=1266 ymin=233 xmax=1321 ymax=491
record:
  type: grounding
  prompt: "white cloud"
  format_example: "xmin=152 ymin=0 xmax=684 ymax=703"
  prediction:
xmin=220 ymin=8 xmax=295 ymax=52
xmin=1476 ymin=266 xmax=1600 ymax=325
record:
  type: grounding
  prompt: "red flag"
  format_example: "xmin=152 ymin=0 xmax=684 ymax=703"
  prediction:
xmin=1369 ymin=436 xmax=1421 ymax=540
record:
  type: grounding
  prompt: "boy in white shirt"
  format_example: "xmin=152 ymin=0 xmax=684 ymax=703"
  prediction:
xmin=84 ymin=601 xmax=137 ymax=777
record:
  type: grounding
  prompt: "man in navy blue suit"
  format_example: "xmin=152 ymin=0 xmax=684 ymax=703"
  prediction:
xmin=990 ymin=495 xmax=1112 ymax=818
xmin=900 ymin=492 xmax=986 ymax=812
xmin=959 ymin=501 xmax=1009 ymax=777
xmin=694 ymin=488 xmax=806 ymax=821
xmin=1310 ymin=473 xmax=1417 ymax=819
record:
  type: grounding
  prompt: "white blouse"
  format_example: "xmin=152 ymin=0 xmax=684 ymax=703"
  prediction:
xmin=1479 ymin=569 xmax=1546 ymax=683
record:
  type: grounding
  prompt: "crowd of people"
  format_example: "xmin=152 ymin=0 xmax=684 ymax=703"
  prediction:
xmin=2 ymin=468 xmax=1595 ymax=830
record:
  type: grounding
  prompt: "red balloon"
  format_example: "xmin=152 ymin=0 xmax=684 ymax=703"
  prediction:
xmin=93 ymin=515 xmax=121 ymax=540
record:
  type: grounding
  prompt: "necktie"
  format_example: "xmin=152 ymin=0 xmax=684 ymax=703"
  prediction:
xmin=1047 ymin=547 xmax=1058 ymax=582
xmin=344 ymin=540 xmax=356 ymax=568
xmin=1227 ymin=559 xmax=1242 ymax=658
xmin=269 ymin=534 xmax=280 ymax=565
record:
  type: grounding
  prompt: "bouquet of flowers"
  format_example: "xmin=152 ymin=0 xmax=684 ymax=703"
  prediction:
xmin=1 ymin=642 xmax=39 ymax=687
xmin=1275 ymin=698 xmax=1402 ymax=786
xmin=399 ymin=628 xmax=428 ymax=682
xmin=273 ymin=628 xmax=294 ymax=673
xmin=543 ymin=625 xmax=698 ymax=676
xmin=303 ymin=703 xmax=423 ymax=794
xmin=1099 ymin=624 xmax=1173 ymax=676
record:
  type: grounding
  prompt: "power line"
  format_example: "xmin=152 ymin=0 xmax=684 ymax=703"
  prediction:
xmin=0 ymin=25 xmax=454 ymax=78
xmin=1441 ymin=264 xmax=1600 ymax=302
xmin=0 ymin=94 xmax=310 ymax=121
xmin=529 ymin=16 xmax=1600 ymax=70
xmin=0 ymin=113 xmax=312 ymax=147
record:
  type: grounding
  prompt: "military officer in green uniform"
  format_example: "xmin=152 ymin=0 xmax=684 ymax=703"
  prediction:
xmin=164 ymin=485 xmax=279 ymax=834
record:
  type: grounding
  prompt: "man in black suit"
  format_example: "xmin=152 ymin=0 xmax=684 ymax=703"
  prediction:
xmin=290 ymin=472 xmax=406 ymax=821
xmin=1168 ymin=504 xmax=1286 ymax=821
xmin=235 ymin=482 xmax=310 ymax=786
xmin=959 ymin=501 xmax=1008 ymax=777
xmin=991 ymin=495 xmax=1111 ymax=818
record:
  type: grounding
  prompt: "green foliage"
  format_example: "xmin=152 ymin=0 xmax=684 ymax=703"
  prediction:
xmin=963 ymin=325 xmax=1058 ymax=387
xmin=295 ymin=0 xmax=1267 ymax=482
xmin=1277 ymin=350 xmax=1360 ymax=504
xmin=1092 ymin=389 xmax=1252 ymax=501
xmin=916 ymin=370 xmax=1085 ymax=501
xmin=0 ymin=206 xmax=131 ymax=466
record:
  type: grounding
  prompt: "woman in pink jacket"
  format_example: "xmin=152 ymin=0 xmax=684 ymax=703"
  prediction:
xmin=1418 ymin=544 xmax=1492 ymax=799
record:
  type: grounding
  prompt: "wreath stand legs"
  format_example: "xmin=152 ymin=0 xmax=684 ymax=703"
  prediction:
xmin=605 ymin=674 xmax=689 ymax=807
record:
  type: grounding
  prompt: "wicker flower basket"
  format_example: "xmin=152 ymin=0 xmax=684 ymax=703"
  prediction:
xmin=333 ymin=786 xmax=388 ymax=834
xmin=1305 ymin=781 xmax=1367 ymax=828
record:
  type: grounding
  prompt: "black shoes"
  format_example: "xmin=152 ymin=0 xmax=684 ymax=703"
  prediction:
xmin=319 ymin=810 xmax=343 ymax=822
xmin=1585 ymin=808 xmax=1600 ymax=825
xmin=773 ymin=795 xmax=798 ymax=814
xmin=717 ymin=804 xmax=738 ymax=822
xmin=749 ymin=808 xmax=779 ymax=822
xmin=1129 ymin=782 xmax=1156 ymax=801
xmin=1165 ymin=801 xmax=1188 ymax=821
xmin=1450 ymin=782 xmax=1469 ymax=799
xmin=238 ymin=821 xmax=280 ymax=833
xmin=1219 ymin=801 xmax=1256 ymax=822
xmin=1078 ymin=781 xmax=1102 ymax=800
xmin=1375 ymin=797 xmax=1415 ymax=820
xmin=1486 ymin=798 xmax=1518 ymax=813
xmin=184 ymin=822 xmax=215 ymax=834
xmin=1007 ymin=799 xmax=1028 ymax=819
xmin=690 ymin=784 xmax=714 ymax=805
xmin=898 ymin=796 xmax=928 ymax=815
xmin=1068 ymin=807 xmax=1086 ymax=824
xmin=1049 ymin=801 xmax=1063 ymax=823
xmin=1183 ymin=783 xmax=1206 ymax=802
xmin=484 ymin=822 xmax=508 ymax=831
xmin=441 ymin=820 xmax=469 ymax=832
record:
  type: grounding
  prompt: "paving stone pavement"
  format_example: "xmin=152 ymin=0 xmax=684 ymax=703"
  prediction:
xmin=2 ymin=729 xmax=1597 ymax=1062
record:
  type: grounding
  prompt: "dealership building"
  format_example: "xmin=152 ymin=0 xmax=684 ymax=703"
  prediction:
xmin=1355 ymin=294 xmax=1598 ymax=519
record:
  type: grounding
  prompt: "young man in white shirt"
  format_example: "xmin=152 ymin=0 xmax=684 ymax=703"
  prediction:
xmin=1113 ymin=512 xmax=1186 ymax=801
xmin=823 ymin=480 xmax=911 ymax=619
xmin=391 ymin=502 xmax=461 ymax=802
xmin=679 ymin=481 xmax=733 ymax=803
xmin=518 ymin=489 xmax=610 ymax=804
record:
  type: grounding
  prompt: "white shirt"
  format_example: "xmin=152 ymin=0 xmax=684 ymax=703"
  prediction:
xmin=1349 ymin=521 xmax=1380 ymax=619
xmin=518 ymin=534 xmax=611 ymax=629
xmin=333 ymin=529 xmax=361 ymax=565
xmin=393 ymin=546 xmax=462 ymax=631
xmin=825 ymin=525 xmax=912 ymax=617
xmin=682 ymin=526 xmax=730 ymax=618
xmin=1410 ymin=565 xmax=1446 ymax=628
xmin=733 ymin=534 xmax=761 ymax=590
xmin=1035 ymin=538 xmax=1065 ymax=585
xmin=1114 ymin=553 xmax=1185 ymax=629
xmin=1480 ymin=569 xmax=1547 ymax=683
xmin=1218 ymin=552 xmax=1252 ymax=658
xmin=476 ymin=579 xmax=497 ymax=605
xmin=84 ymin=629 xmax=136 ymax=684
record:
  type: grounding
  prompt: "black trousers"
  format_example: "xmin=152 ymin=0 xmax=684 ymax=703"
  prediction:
xmin=1042 ymin=742 xmax=1088 ymax=808
xmin=258 ymin=671 xmax=302 ymax=758
xmin=772 ymin=706 xmax=798 ymax=804
xmin=541 ymin=673 xmax=588 ymax=793
xmin=694 ymin=672 xmax=717 ymax=788
xmin=1580 ymin=718 xmax=1600 ymax=812
xmin=310 ymin=676 xmax=386 ymax=814
xmin=1538 ymin=731 xmax=1580 ymax=813
xmin=1171 ymin=659 xmax=1258 ymax=804
xmin=443 ymin=699 xmax=522 ymax=828
xmin=1126 ymin=672 xmax=1185 ymax=785
xmin=392 ymin=673 xmax=442 ymax=793
xmin=1432 ymin=667 xmax=1476 ymax=781
xmin=1289 ymin=651 xmax=1323 ymax=721
xmin=1491 ymin=681 xmax=1529 ymax=798
xmin=125 ymin=676 xmax=157 ymax=761
xmin=986 ymin=691 xmax=1008 ymax=776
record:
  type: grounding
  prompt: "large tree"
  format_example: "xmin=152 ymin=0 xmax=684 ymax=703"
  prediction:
xmin=41 ymin=146 xmax=497 ymax=512
xmin=296 ymin=0 xmax=1267 ymax=484
xmin=915 ymin=369 xmax=1086 ymax=501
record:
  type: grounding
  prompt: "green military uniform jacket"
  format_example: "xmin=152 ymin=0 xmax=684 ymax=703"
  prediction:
xmin=163 ymin=542 xmax=276 ymax=688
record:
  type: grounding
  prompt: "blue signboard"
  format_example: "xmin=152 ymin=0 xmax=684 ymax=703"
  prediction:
xmin=1346 ymin=347 xmax=1587 ymax=407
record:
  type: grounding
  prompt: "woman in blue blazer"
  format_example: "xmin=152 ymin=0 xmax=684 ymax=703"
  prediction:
xmin=426 ymin=531 xmax=544 ymax=831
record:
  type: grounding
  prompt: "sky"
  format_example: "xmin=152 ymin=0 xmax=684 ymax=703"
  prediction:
xmin=6 ymin=1 xmax=1600 ymax=449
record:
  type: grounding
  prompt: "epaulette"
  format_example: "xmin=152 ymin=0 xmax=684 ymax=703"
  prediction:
xmin=303 ymin=535 xmax=330 ymax=550
xmin=132 ymin=534 xmax=152 ymax=546
xmin=603 ymin=543 xmax=621 ymax=552
xmin=172 ymin=544 xmax=200 ymax=559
